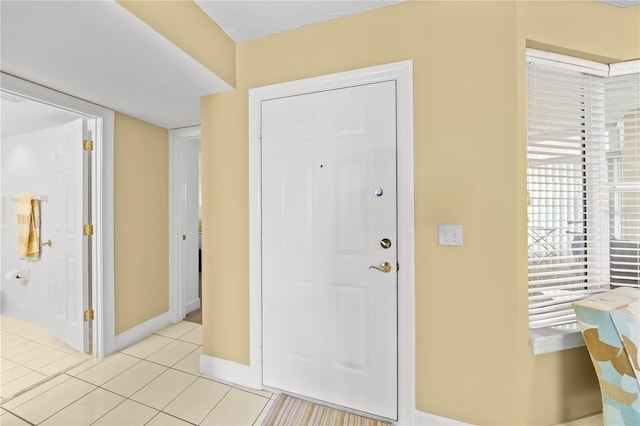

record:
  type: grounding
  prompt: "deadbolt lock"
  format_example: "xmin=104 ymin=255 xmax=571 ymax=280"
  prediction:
xmin=380 ymin=238 xmax=392 ymax=249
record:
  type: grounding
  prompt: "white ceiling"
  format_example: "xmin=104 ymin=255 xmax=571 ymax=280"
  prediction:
xmin=1 ymin=0 xmax=232 ymax=135
xmin=0 ymin=0 xmax=405 ymax=137
xmin=0 ymin=92 xmax=80 ymax=139
xmin=195 ymin=1 xmax=405 ymax=43
xmin=1 ymin=0 xmax=635 ymax=137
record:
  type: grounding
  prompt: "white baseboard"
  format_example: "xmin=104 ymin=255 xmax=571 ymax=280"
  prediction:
xmin=200 ymin=354 xmax=260 ymax=389
xmin=555 ymin=413 xmax=603 ymax=426
xmin=113 ymin=311 xmax=172 ymax=352
xmin=413 ymin=410 xmax=602 ymax=426
xmin=414 ymin=410 xmax=472 ymax=425
xmin=185 ymin=298 xmax=200 ymax=314
xmin=0 ymin=308 xmax=48 ymax=329
xmin=197 ymin=355 xmax=471 ymax=426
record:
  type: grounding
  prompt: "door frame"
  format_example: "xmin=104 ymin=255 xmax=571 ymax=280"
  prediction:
xmin=1 ymin=72 xmax=115 ymax=358
xmin=248 ymin=60 xmax=415 ymax=423
xmin=169 ymin=126 xmax=201 ymax=323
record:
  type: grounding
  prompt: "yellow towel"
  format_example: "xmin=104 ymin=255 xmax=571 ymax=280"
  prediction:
xmin=16 ymin=194 xmax=41 ymax=259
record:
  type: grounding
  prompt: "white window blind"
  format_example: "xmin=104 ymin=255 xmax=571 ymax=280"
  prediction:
xmin=527 ymin=51 xmax=640 ymax=329
xmin=606 ymin=72 xmax=640 ymax=288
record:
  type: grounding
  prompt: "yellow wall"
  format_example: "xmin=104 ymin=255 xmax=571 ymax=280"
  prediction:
xmin=114 ymin=113 xmax=169 ymax=334
xmin=199 ymin=1 xmax=639 ymax=424
xmin=117 ymin=0 xmax=236 ymax=87
xmin=110 ymin=0 xmax=231 ymax=335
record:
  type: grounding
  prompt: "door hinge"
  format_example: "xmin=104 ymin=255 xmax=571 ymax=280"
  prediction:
xmin=83 ymin=139 xmax=94 ymax=151
xmin=83 ymin=224 xmax=94 ymax=235
xmin=84 ymin=309 xmax=95 ymax=321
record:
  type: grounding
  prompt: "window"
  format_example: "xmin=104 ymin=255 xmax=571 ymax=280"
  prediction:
xmin=527 ymin=49 xmax=640 ymax=331
xmin=605 ymin=70 xmax=640 ymax=289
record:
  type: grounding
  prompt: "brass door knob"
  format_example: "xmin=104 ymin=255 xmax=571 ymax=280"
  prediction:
xmin=369 ymin=262 xmax=392 ymax=273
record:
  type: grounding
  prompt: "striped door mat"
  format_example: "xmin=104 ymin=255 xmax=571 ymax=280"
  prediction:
xmin=262 ymin=394 xmax=390 ymax=426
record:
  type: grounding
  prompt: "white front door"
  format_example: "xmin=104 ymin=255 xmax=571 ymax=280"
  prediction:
xmin=262 ymin=81 xmax=398 ymax=419
xmin=45 ymin=118 xmax=88 ymax=353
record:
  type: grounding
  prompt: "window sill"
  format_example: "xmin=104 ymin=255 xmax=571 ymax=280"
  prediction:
xmin=529 ymin=323 xmax=586 ymax=355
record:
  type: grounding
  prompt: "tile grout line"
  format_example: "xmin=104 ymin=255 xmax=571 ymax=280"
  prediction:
xmin=4 ymin=356 xmax=206 ymax=425
xmin=96 ymin=328 xmax=211 ymax=425
xmin=1 ymin=357 xmax=95 ymax=405
xmin=3 ymin=408 xmax=36 ymax=426
xmin=153 ymin=378 xmax=227 ymax=425
xmin=1 ymin=332 xmax=91 ymax=398
xmin=3 ymin=321 xmax=271 ymax=426
xmin=87 ymin=397 xmax=129 ymax=426
xmin=79 ymin=331 xmax=207 ymax=424
xmin=5 ymin=383 xmax=98 ymax=426
xmin=88 ymin=364 xmax=268 ymax=425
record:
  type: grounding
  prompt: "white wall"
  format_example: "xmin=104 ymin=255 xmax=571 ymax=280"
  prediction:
xmin=0 ymin=121 xmax=77 ymax=325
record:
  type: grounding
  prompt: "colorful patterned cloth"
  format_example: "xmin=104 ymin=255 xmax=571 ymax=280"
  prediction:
xmin=574 ymin=288 xmax=640 ymax=425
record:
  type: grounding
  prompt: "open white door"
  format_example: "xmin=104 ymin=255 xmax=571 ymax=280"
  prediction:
xmin=170 ymin=127 xmax=201 ymax=322
xmin=45 ymin=118 xmax=89 ymax=353
xmin=262 ymin=81 xmax=398 ymax=419
xmin=179 ymin=137 xmax=201 ymax=316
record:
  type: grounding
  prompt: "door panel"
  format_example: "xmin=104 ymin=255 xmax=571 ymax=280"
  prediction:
xmin=336 ymin=161 xmax=367 ymax=251
xmin=334 ymin=284 xmax=367 ymax=372
xmin=262 ymin=81 xmax=398 ymax=419
xmin=282 ymin=161 xmax=313 ymax=249
xmin=46 ymin=118 xmax=86 ymax=353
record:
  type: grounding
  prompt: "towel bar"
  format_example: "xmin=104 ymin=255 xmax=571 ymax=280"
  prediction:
xmin=10 ymin=195 xmax=48 ymax=202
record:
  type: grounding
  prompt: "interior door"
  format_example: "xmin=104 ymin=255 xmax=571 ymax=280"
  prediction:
xmin=262 ymin=81 xmax=398 ymax=419
xmin=45 ymin=118 xmax=88 ymax=353
xmin=179 ymin=137 xmax=201 ymax=315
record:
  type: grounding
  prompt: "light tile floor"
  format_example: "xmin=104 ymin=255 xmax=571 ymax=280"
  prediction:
xmin=1 ymin=315 xmax=92 ymax=400
xmin=1 ymin=317 xmax=276 ymax=425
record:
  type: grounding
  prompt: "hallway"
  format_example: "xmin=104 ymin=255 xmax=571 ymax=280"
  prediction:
xmin=1 ymin=319 xmax=275 ymax=425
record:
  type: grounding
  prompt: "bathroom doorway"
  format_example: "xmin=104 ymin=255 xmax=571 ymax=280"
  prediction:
xmin=0 ymin=74 xmax=115 ymax=398
xmin=1 ymin=94 xmax=91 ymax=398
xmin=169 ymin=127 xmax=202 ymax=324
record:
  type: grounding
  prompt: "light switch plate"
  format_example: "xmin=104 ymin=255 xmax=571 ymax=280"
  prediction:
xmin=439 ymin=224 xmax=463 ymax=246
